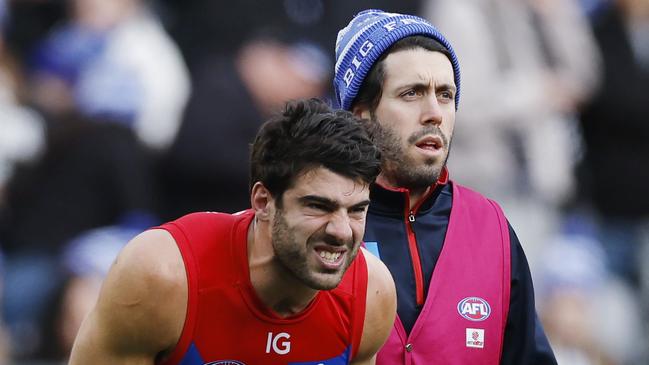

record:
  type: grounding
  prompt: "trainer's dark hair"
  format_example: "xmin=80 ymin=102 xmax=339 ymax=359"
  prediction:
xmin=352 ymin=35 xmax=452 ymax=113
xmin=250 ymin=98 xmax=381 ymax=205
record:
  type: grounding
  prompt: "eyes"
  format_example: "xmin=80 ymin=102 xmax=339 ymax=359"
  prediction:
xmin=399 ymin=87 xmax=455 ymax=103
xmin=438 ymin=90 xmax=454 ymax=101
xmin=305 ymin=202 xmax=329 ymax=212
xmin=400 ymin=89 xmax=422 ymax=99
xmin=348 ymin=205 xmax=369 ymax=217
xmin=304 ymin=202 xmax=368 ymax=218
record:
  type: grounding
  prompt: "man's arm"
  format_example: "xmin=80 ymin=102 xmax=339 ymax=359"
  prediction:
xmin=501 ymin=224 xmax=557 ymax=365
xmin=351 ymin=248 xmax=397 ymax=365
xmin=69 ymin=229 xmax=187 ymax=365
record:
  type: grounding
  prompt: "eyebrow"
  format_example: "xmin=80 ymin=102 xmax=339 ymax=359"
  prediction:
xmin=397 ymin=82 xmax=456 ymax=93
xmin=298 ymin=195 xmax=371 ymax=210
xmin=436 ymin=83 xmax=457 ymax=93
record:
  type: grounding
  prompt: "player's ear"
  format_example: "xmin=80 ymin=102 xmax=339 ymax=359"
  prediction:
xmin=250 ymin=182 xmax=273 ymax=221
xmin=352 ymin=104 xmax=371 ymax=120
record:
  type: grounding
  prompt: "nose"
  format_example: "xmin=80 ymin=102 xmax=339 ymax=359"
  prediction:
xmin=420 ymin=94 xmax=443 ymax=126
xmin=324 ymin=212 xmax=353 ymax=245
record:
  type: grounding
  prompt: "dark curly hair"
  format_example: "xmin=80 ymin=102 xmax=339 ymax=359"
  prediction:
xmin=250 ymin=98 xmax=381 ymax=205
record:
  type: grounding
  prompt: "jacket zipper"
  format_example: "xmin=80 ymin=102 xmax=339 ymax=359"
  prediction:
xmin=405 ymin=205 xmax=425 ymax=306
xmin=404 ymin=185 xmax=440 ymax=307
xmin=382 ymin=169 xmax=448 ymax=310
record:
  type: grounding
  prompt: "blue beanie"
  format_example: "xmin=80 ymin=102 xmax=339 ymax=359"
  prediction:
xmin=334 ymin=9 xmax=461 ymax=111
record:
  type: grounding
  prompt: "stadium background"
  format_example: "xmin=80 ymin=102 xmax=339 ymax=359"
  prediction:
xmin=0 ymin=0 xmax=648 ymax=364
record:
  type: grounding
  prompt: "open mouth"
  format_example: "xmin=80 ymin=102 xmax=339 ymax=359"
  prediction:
xmin=314 ymin=247 xmax=346 ymax=268
xmin=415 ymin=135 xmax=443 ymax=151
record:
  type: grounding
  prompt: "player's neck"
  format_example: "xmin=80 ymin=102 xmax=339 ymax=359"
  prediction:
xmin=247 ymin=220 xmax=319 ymax=318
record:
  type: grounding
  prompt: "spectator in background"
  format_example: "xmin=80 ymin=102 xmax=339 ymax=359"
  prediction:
xmin=0 ymin=0 xmax=46 ymax=360
xmin=578 ymin=0 xmax=649 ymax=289
xmin=0 ymin=0 xmax=14 ymax=348
xmin=577 ymin=3 xmax=649 ymax=356
xmin=1 ymin=1 xmax=179 ymax=355
xmin=28 ymin=0 xmax=190 ymax=151
xmin=2 ymin=0 xmax=65 ymax=64
xmin=0 ymin=0 xmax=45 ymax=206
xmin=158 ymin=32 xmax=331 ymax=217
xmin=39 ymin=225 xmax=140 ymax=361
xmin=0 ymin=254 xmax=10 ymax=364
xmin=0 ymin=112 xmax=158 ymax=360
xmin=536 ymin=231 xmax=646 ymax=364
xmin=423 ymin=0 xmax=600 ymax=264
xmin=157 ymin=0 xmax=422 ymax=71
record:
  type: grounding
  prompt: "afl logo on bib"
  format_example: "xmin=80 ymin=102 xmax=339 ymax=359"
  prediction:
xmin=457 ymin=297 xmax=491 ymax=321
xmin=205 ymin=361 xmax=246 ymax=365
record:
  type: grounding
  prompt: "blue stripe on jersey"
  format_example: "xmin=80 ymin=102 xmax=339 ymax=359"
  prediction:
xmin=178 ymin=343 xmax=205 ymax=365
xmin=175 ymin=343 xmax=350 ymax=364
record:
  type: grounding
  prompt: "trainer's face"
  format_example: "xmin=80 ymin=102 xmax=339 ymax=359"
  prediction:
xmin=357 ymin=49 xmax=456 ymax=190
xmin=270 ymin=167 xmax=370 ymax=290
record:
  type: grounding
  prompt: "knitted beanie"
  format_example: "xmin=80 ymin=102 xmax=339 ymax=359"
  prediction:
xmin=334 ymin=9 xmax=461 ymax=111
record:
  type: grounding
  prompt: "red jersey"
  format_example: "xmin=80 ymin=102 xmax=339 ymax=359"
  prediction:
xmin=156 ymin=210 xmax=368 ymax=365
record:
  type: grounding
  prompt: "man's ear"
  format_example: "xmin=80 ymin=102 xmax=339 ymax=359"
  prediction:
xmin=250 ymin=182 xmax=273 ymax=221
xmin=352 ymin=105 xmax=371 ymax=120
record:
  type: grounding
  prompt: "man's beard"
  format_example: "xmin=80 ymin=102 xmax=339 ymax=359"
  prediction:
xmin=372 ymin=115 xmax=450 ymax=190
xmin=271 ymin=208 xmax=358 ymax=290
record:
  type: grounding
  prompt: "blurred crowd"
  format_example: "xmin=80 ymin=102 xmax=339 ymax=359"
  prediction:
xmin=0 ymin=0 xmax=647 ymax=363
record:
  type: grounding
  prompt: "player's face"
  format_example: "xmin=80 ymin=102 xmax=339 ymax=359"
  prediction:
xmin=358 ymin=49 xmax=456 ymax=190
xmin=270 ymin=167 xmax=370 ymax=290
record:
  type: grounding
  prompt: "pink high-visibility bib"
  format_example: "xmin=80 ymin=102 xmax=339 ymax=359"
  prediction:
xmin=377 ymin=183 xmax=511 ymax=365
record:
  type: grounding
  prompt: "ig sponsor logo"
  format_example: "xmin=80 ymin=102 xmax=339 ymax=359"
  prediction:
xmin=266 ymin=332 xmax=291 ymax=355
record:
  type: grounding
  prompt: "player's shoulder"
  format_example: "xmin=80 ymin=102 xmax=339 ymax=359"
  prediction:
xmin=361 ymin=247 xmax=395 ymax=296
xmin=360 ymin=247 xmax=396 ymax=319
xmin=85 ymin=228 xmax=187 ymax=355
xmin=172 ymin=210 xmax=251 ymax=226
xmin=112 ymin=228 xmax=186 ymax=297
xmin=353 ymin=248 xmax=396 ymax=363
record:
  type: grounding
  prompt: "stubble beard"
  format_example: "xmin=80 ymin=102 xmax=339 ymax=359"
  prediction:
xmin=271 ymin=208 xmax=358 ymax=291
xmin=372 ymin=116 xmax=450 ymax=190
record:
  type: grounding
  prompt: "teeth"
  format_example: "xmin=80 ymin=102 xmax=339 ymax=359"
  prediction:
xmin=418 ymin=142 xmax=436 ymax=148
xmin=319 ymin=251 xmax=341 ymax=263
